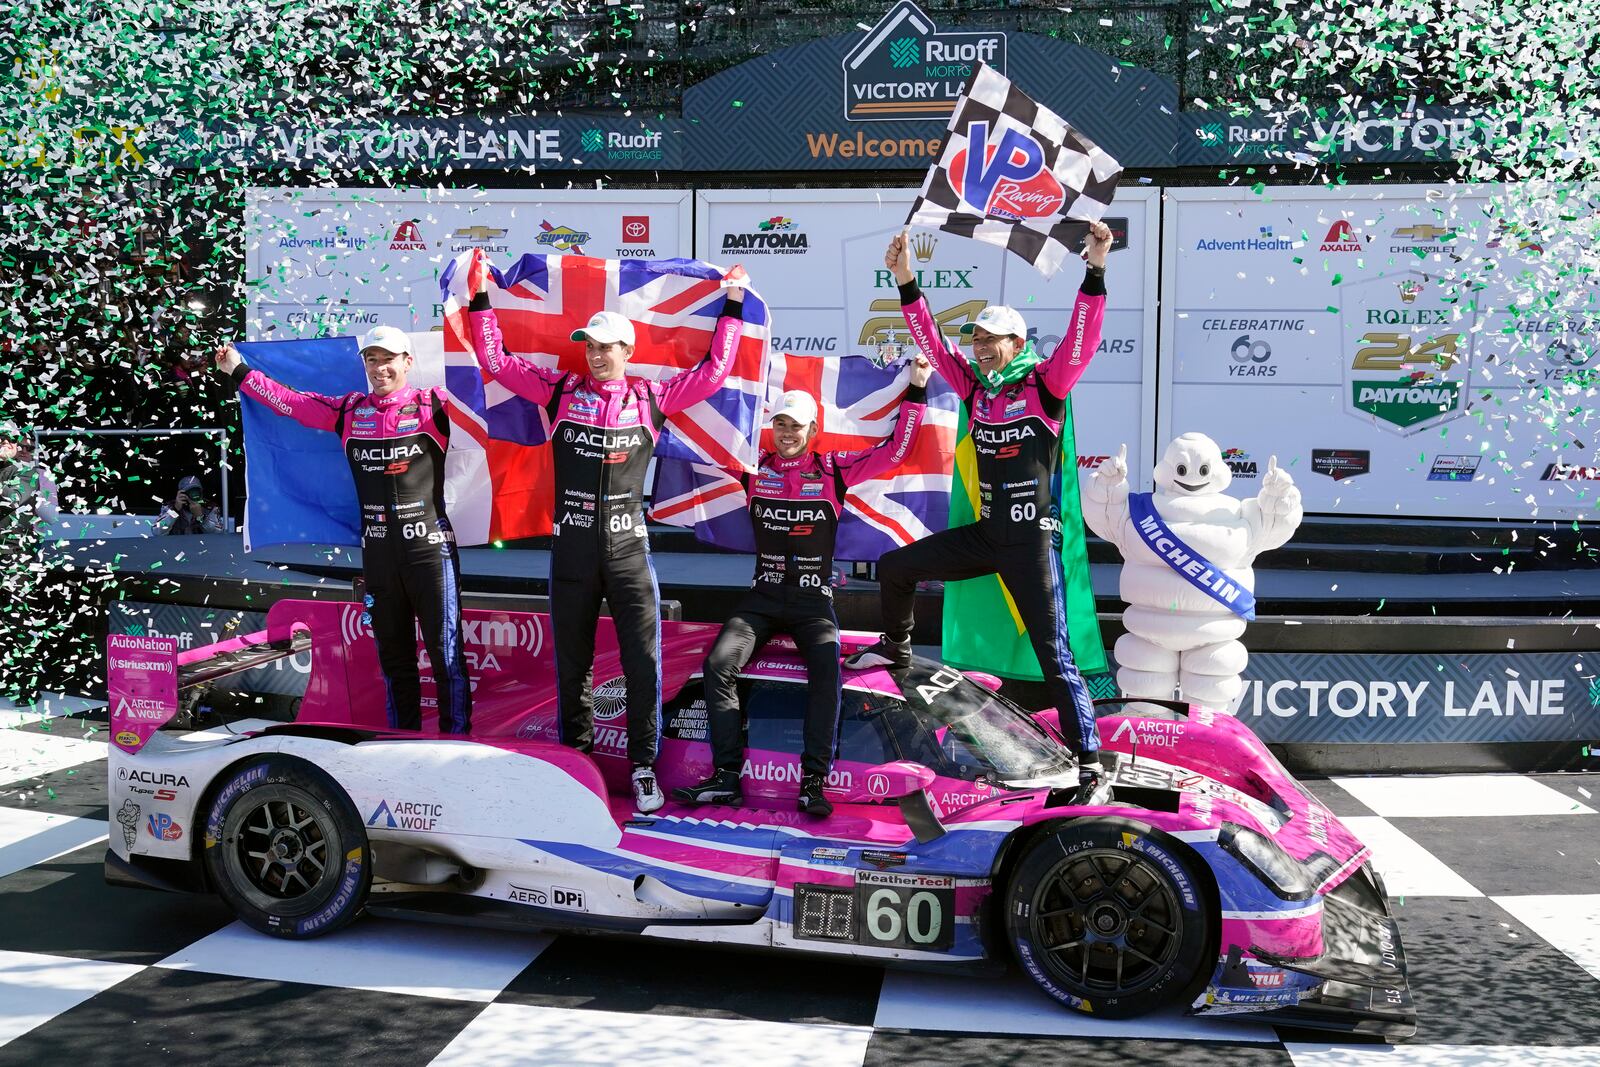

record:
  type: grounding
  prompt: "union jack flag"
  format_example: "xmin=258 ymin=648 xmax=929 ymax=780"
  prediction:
xmin=440 ymin=251 xmax=771 ymax=541
xmin=650 ymin=352 xmax=960 ymax=561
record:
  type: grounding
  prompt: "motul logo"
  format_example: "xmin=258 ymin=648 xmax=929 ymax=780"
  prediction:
xmin=355 ymin=443 xmax=425 ymax=462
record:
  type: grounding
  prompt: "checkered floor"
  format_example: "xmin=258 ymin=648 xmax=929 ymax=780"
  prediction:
xmin=2 ymin=697 xmax=1597 ymax=1067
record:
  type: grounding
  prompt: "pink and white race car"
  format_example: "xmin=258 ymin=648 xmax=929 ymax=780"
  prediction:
xmin=105 ymin=599 xmax=1415 ymax=1037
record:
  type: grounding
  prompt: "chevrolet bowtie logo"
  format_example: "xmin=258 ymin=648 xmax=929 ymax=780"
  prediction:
xmin=453 ymin=226 xmax=508 ymax=240
xmin=1393 ymin=224 xmax=1452 ymax=241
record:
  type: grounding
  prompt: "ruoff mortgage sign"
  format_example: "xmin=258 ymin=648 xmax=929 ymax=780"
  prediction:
xmin=843 ymin=1 xmax=1006 ymax=123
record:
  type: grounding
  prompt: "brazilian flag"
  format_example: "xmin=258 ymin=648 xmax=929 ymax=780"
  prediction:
xmin=939 ymin=393 xmax=1108 ymax=680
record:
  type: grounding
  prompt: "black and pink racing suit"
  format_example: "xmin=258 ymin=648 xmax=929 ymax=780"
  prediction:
xmin=703 ymin=385 xmax=928 ymax=778
xmin=233 ymin=365 xmax=471 ymax=734
xmin=878 ymin=267 xmax=1107 ymax=758
xmin=467 ymin=292 xmax=744 ymax=766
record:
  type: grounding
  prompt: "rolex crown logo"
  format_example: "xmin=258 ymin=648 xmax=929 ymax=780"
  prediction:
xmin=910 ymin=233 xmax=938 ymax=263
xmin=1397 ymin=280 xmax=1424 ymax=304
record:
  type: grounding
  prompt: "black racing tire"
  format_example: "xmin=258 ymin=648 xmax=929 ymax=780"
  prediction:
xmin=201 ymin=756 xmax=371 ymax=939
xmin=1005 ymin=818 xmax=1212 ymax=1019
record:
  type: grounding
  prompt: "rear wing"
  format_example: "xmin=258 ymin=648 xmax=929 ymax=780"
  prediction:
xmin=108 ymin=623 xmax=309 ymax=754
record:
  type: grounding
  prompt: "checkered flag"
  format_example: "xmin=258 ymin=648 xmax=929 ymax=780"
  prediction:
xmin=907 ymin=63 xmax=1122 ymax=278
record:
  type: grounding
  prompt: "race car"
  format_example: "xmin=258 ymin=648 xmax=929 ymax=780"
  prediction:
xmin=104 ymin=598 xmax=1415 ymax=1037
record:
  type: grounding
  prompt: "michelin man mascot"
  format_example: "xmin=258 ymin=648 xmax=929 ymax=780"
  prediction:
xmin=1082 ymin=433 xmax=1302 ymax=710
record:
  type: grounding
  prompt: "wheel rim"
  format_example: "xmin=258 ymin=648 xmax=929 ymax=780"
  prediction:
xmin=1029 ymin=846 xmax=1184 ymax=999
xmin=220 ymin=784 xmax=341 ymax=912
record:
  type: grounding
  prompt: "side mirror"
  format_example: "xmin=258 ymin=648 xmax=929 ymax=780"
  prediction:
xmin=827 ymin=760 xmax=936 ymax=803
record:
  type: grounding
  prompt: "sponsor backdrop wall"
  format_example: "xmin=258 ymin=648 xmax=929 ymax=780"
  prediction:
xmin=695 ymin=187 xmax=1162 ymax=492
xmin=1160 ymin=184 xmax=1595 ymax=521
xmin=244 ymin=188 xmax=694 ymax=340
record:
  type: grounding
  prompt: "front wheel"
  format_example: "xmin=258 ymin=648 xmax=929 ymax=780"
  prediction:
xmin=202 ymin=756 xmax=371 ymax=939
xmin=1005 ymin=819 xmax=1212 ymax=1018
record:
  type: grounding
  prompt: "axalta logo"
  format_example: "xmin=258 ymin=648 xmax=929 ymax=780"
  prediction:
xmin=536 ymin=220 xmax=589 ymax=253
xmin=723 ymin=217 xmax=808 ymax=255
xmin=389 ymin=220 xmax=427 ymax=251
xmin=842 ymin=0 xmax=1006 ymax=122
xmin=972 ymin=424 xmax=1036 ymax=447
xmin=947 ymin=124 xmax=1064 ymax=221
xmin=353 ymin=442 xmax=424 ymax=463
xmin=1319 ymin=221 xmax=1363 ymax=253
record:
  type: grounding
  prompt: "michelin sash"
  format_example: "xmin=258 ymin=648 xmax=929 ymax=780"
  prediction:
xmin=1127 ymin=493 xmax=1256 ymax=621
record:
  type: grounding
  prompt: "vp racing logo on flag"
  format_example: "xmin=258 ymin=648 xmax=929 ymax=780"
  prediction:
xmin=842 ymin=1 xmax=1006 ymax=122
xmin=947 ymin=123 xmax=1065 ymax=221
xmin=1340 ymin=270 xmax=1476 ymax=435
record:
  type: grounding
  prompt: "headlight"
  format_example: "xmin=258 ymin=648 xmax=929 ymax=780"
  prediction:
xmin=1219 ymin=822 xmax=1316 ymax=900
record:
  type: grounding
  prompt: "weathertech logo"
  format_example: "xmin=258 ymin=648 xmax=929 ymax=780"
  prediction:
xmin=1319 ymin=221 xmax=1362 ymax=253
xmin=1542 ymin=463 xmax=1600 ymax=481
xmin=389 ymin=220 xmax=426 ymax=251
xmin=1311 ymin=448 xmax=1370 ymax=481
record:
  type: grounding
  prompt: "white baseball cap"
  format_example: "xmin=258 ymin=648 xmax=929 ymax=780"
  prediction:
xmin=358 ymin=325 xmax=412 ymax=356
xmin=959 ymin=305 xmax=1028 ymax=340
xmin=769 ymin=390 xmax=818 ymax=427
xmin=571 ymin=310 xmax=636 ymax=346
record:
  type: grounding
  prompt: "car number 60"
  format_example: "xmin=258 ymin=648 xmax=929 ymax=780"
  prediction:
xmin=861 ymin=886 xmax=951 ymax=949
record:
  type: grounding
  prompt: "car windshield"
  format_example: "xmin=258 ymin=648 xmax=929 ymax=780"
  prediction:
xmin=860 ymin=662 xmax=1073 ymax=782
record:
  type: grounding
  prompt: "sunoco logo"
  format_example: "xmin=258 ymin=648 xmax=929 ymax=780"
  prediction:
xmin=1341 ymin=269 xmax=1475 ymax=435
xmin=536 ymin=220 xmax=589 ymax=253
xmin=842 ymin=1 xmax=1006 ymax=123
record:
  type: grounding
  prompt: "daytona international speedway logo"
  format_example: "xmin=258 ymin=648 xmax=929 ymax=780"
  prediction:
xmin=1340 ymin=270 xmax=1477 ymax=436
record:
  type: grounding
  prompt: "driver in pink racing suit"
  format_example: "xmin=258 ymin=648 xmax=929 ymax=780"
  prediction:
xmin=847 ymin=221 xmax=1115 ymax=806
xmin=466 ymin=269 xmax=746 ymax=813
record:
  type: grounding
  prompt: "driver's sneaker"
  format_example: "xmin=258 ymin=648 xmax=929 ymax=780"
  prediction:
xmin=797 ymin=774 xmax=834 ymax=817
xmin=672 ymin=768 xmax=743 ymax=806
xmin=631 ymin=765 xmax=664 ymax=813
xmin=1071 ymin=764 xmax=1113 ymax=806
xmin=844 ymin=635 xmax=911 ymax=670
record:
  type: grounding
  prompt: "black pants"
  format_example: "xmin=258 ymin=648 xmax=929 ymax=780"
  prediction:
xmin=876 ymin=522 xmax=1100 ymax=755
xmin=363 ymin=530 xmax=472 ymax=734
xmin=550 ymin=548 xmax=661 ymax=766
xmin=703 ymin=586 xmax=841 ymax=778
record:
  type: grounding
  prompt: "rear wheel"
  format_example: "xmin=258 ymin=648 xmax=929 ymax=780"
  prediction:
xmin=202 ymin=756 xmax=371 ymax=939
xmin=1005 ymin=818 xmax=1212 ymax=1018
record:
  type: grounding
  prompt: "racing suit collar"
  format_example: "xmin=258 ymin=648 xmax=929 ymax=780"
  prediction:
xmin=584 ymin=375 xmax=631 ymax=394
xmin=769 ymin=449 xmax=816 ymax=471
xmin=369 ymin=385 xmax=421 ymax=408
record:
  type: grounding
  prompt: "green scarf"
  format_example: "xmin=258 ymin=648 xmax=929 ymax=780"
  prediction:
xmin=975 ymin=340 xmax=1040 ymax=395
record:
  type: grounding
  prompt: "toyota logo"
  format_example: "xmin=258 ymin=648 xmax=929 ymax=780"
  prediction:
xmin=867 ymin=772 xmax=891 ymax=797
xmin=623 ymin=220 xmax=648 ymax=239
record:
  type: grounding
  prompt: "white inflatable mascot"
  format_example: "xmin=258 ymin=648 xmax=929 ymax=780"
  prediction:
xmin=1082 ymin=432 xmax=1302 ymax=709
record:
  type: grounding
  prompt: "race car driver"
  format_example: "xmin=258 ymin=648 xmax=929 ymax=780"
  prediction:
xmin=846 ymin=220 xmax=1115 ymax=806
xmin=214 ymin=328 xmax=472 ymax=735
xmin=675 ymin=358 xmax=932 ymax=817
xmin=466 ymin=268 xmax=746 ymax=813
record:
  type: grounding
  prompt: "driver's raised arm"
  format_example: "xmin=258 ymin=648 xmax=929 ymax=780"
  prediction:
xmin=215 ymin=344 xmax=347 ymax=433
